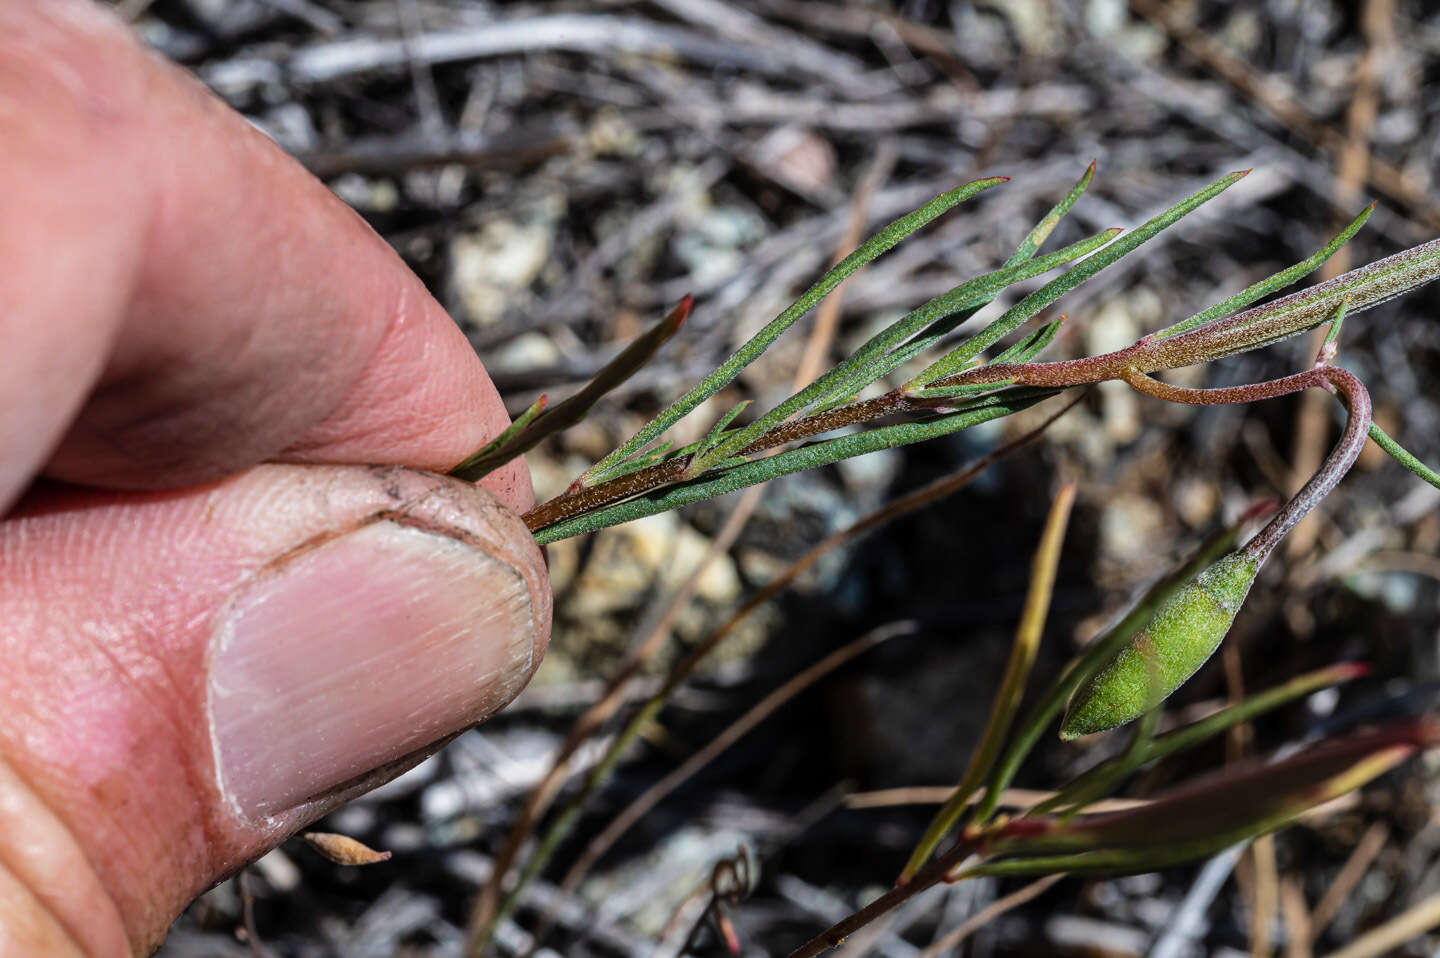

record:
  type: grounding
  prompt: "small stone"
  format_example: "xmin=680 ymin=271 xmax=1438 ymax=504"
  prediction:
xmin=1174 ymin=477 xmax=1219 ymax=528
xmin=449 ymin=198 xmax=562 ymax=326
xmin=835 ymin=446 xmax=901 ymax=494
xmin=1084 ymin=0 xmax=1126 ymax=37
xmin=586 ymin=108 xmax=642 ymax=158
xmin=1100 ymin=493 xmax=1168 ymax=566
xmin=749 ymin=126 xmax=837 ymax=200
xmin=673 ymin=205 xmax=767 ymax=288
xmin=252 ymin=848 xmax=300 ymax=892
xmin=987 ymin=0 xmax=1062 ymax=55
xmin=627 ymin=513 xmax=742 ymax=604
xmin=489 ymin=332 xmax=559 ymax=371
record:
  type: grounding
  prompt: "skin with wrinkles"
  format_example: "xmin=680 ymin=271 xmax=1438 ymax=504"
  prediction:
xmin=2 ymin=467 xmax=549 ymax=952
xmin=0 ymin=1 xmax=550 ymax=953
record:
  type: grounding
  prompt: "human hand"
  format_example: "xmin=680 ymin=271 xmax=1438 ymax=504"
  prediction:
xmin=0 ymin=2 xmax=551 ymax=953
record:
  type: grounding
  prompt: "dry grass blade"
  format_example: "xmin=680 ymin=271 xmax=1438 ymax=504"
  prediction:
xmin=1249 ymin=834 xmax=1279 ymax=958
xmin=917 ymin=874 xmax=1063 ymax=957
xmin=237 ymin=869 xmax=281 ymax=958
xmin=554 ymin=620 xmax=917 ymax=899
xmin=844 ymin=787 xmax=1148 ymax=814
xmin=1319 ymin=888 xmax=1440 ymax=958
xmin=1308 ymin=820 xmax=1390 ymax=941
xmin=1282 ymin=874 xmax=1314 ymax=958
xmin=901 ymin=481 xmax=1077 ymax=882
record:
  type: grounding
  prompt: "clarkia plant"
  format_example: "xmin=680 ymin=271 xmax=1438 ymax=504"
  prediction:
xmin=449 ymin=166 xmax=1440 ymax=953
xmin=458 ymin=167 xmax=1438 ymax=547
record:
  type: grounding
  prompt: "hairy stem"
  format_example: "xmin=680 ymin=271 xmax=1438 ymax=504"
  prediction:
xmin=524 ymin=389 xmax=927 ymax=532
xmin=1121 ymin=366 xmax=1372 ymax=564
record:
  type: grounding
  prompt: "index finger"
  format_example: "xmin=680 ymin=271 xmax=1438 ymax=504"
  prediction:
xmin=0 ymin=0 xmax=531 ymax=513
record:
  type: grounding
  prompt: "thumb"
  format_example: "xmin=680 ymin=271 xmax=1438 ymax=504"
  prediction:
xmin=0 ymin=464 xmax=551 ymax=955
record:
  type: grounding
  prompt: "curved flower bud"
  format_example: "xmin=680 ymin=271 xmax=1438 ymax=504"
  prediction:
xmin=1060 ymin=551 xmax=1260 ymax=739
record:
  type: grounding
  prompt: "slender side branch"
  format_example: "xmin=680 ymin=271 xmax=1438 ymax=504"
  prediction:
xmin=524 ymin=387 xmax=1003 ymax=534
xmin=1121 ymin=366 xmax=1372 ymax=563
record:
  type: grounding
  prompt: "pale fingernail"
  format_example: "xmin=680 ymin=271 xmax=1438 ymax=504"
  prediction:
xmin=208 ymin=519 xmax=536 ymax=819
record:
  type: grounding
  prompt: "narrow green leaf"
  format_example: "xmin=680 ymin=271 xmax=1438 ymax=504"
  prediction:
xmin=453 ymin=296 xmax=692 ymax=482
xmin=997 ymin=317 xmax=1066 ymax=363
xmin=906 ymin=319 xmax=1065 ymax=401
xmin=1369 ymin=422 xmax=1440 ymax=490
xmin=532 ymin=389 xmax=1059 ymax=544
xmin=698 ymin=399 xmax=754 ymax=456
xmin=583 ymin=177 xmax=1010 ymax=483
xmin=1006 ymin=160 xmax=1096 ymax=266
xmin=909 ymin=170 xmax=1251 ymax=389
xmin=583 ymin=440 xmax=676 ymax=486
xmin=1319 ymin=295 xmax=1351 ymax=360
xmin=692 ymin=228 xmax=1119 ymax=474
xmin=806 ymin=161 xmax=1098 ymax=415
xmin=1151 ymin=203 xmax=1374 ymax=340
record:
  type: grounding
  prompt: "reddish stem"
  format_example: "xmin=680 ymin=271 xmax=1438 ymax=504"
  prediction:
xmin=1121 ymin=366 xmax=1372 ymax=563
xmin=521 ymin=391 xmax=912 ymax=531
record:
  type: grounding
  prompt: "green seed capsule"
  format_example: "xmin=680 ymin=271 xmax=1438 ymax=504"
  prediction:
xmin=1061 ymin=551 xmax=1260 ymax=740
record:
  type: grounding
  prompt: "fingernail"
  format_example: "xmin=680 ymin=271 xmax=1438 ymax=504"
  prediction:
xmin=208 ymin=519 xmax=536 ymax=819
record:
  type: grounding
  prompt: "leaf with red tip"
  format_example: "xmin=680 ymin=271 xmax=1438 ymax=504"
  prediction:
xmin=452 ymin=298 xmax=692 ymax=481
xmin=991 ymin=719 xmax=1436 ymax=860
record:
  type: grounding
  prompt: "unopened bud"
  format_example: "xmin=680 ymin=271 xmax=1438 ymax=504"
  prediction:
xmin=1061 ymin=552 xmax=1260 ymax=739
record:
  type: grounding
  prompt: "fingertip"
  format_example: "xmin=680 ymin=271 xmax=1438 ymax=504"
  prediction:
xmin=0 ymin=465 xmax=550 ymax=948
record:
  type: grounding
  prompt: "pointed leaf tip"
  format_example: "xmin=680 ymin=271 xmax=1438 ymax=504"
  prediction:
xmin=670 ymin=294 xmax=694 ymax=328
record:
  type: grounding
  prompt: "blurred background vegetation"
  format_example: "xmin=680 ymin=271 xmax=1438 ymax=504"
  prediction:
xmin=125 ymin=0 xmax=1440 ymax=954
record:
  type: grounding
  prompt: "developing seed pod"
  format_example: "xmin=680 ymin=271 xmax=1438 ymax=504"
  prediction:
xmin=1061 ymin=551 xmax=1260 ymax=740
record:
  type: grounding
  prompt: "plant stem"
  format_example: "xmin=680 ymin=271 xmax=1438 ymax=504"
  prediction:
xmin=525 ymin=386 xmax=1053 ymax=539
xmin=1120 ymin=366 xmax=1372 ymax=564
xmin=468 ymin=399 xmax=1080 ymax=951
xmin=529 ymin=390 xmax=1058 ymax=542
